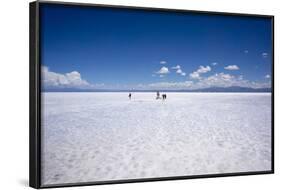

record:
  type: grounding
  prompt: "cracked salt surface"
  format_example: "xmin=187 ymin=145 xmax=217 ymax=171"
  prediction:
xmin=41 ymin=92 xmax=271 ymax=185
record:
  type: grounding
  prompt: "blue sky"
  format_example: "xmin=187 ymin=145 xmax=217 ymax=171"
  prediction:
xmin=40 ymin=4 xmax=272 ymax=90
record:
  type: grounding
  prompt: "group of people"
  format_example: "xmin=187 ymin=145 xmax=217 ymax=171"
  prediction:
xmin=128 ymin=91 xmax=167 ymax=100
xmin=156 ymin=91 xmax=167 ymax=100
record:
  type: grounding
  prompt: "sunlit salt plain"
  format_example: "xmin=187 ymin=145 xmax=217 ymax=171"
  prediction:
xmin=41 ymin=92 xmax=272 ymax=185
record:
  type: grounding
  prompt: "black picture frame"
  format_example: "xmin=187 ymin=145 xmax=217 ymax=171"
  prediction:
xmin=29 ymin=1 xmax=274 ymax=188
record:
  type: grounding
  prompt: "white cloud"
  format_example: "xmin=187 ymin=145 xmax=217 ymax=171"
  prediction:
xmin=212 ymin=62 xmax=218 ymax=66
xmin=224 ymin=65 xmax=239 ymax=70
xmin=176 ymin=69 xmax=182 ymax=74
xmin=206 ymin=73 xmax=233 ymax=82
xmin=48 ymin=69 xmax=269 ymax=90
xmin=189 ymin=72 xmax=200 ymax=79
xmin=42 ymin=66 xmax=89 ymax=89
xmin=189 ymin=65 xmax=211 ymax=80
xmin=194 ymin=72 xmax=270 ymax=89
xmin=197 ymin=65 xmax=211 ymax=73
xmin=262 ymin=52 xmax=268 ymax=58
xmin=160 ymin=61 xmax=167 ymax=64
xmin=148 ymin=81 xmax=193 ymax=89
xmin=176 ymin=69 xmax=186 ymax=76
xmin=265 ymin=74 xmax=271 ymax=79
xmin=106 ymin=72 xmax=271 ymax=90
xmin=146 ymin=72 xmax=271 ymax=90
xmin=156 ymin=66 xmax=169 ymax=74
xmin=171 ymin=65 xmax=186 ymax=76
xmin=171 ymin=65 xmax=181 ymax=69
xmin=42 ymin=66 xmax=271 ymax=91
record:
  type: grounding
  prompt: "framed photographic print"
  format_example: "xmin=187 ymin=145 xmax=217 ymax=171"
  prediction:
xmin=29 ymin=1 xmax=274 ymax=188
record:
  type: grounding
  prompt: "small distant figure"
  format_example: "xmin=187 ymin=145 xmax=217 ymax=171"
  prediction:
xmin=128 ymin=93 xmax=132 ymax=100
xmin=156 ymin=91 xmax=160 ymax=99
xmin=162 ymin=94 xmax=167 ymax=100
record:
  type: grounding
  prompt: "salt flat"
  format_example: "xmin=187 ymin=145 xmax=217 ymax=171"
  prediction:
xmin=41 ymin=92 xmax=272 ymax=185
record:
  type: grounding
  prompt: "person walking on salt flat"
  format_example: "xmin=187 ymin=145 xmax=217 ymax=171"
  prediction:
xmin=156 ymin=91 xmax=160 ymax=99
xmin=128 ymin=93 xmax=132 ymax=100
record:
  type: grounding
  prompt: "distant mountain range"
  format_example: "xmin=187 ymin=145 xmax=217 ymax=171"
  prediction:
xmin=43 ymin=86 xmax=271 ymax=93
